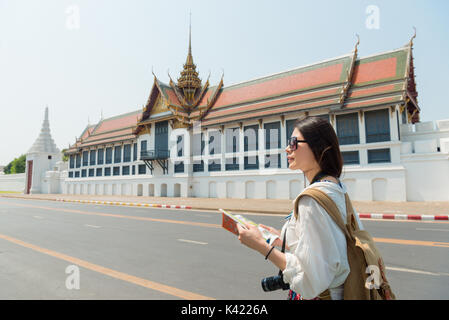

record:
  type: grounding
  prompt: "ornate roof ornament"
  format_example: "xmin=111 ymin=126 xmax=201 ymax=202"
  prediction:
xmin=403 ymin=26 xmax=419 ymax=122
xmin=339 ymin=35 xmax=360 ymax=105
xmin=409 ymin=26 xmax=417 ymax=47
xmin=151 ymin=66 xmax=156 ymax=79
xmin=354 ymin=34 xmax=360 ymax=55
xmin=134 ymin=14 xmax=224 ymax=131
xmin=175 ymin=16 xmax=205 ymax=108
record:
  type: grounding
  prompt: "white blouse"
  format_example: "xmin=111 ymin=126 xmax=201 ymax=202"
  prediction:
xmin=281 ymin=180 xmax=364 ymax=300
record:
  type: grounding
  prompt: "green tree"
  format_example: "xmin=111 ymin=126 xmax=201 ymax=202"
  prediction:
xmin=3 ymin=162 xmax=12 ymax=174
xmin=4 ymin=154 xmax=26 ymax=174
xmin=61 ymin=149 xmax=69 ymax=162
xmin=11 ymin=154 xmax=26 ymax=174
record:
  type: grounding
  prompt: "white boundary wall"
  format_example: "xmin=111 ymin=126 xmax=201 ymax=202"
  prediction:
xmin=400 ymin=119 xmax=449 ymax=201
xmin=0 ymin=173 xmax=25 ymax=192
xmin=37 ymin=115 xmax=449 ymax=202
xmin=62 ymin=166 xmax=407 ymax=201
xmin=61 ymin=118 xmax=449 ymax=202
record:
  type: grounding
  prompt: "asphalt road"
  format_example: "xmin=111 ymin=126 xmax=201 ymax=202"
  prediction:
xmin=0 ymin=198 xmax=448 ymax=300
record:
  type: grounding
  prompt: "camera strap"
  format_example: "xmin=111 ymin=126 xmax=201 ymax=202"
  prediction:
xmin=277 ymin=228 xmax=288 ymax=276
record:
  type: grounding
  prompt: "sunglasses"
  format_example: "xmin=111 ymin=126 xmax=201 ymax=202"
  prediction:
xmin=287 ymin=137 xmax=307 ymax=151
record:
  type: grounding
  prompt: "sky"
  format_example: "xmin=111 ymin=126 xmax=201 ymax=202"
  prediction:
xmin=0 ymin=0 xmax=448 ymax=165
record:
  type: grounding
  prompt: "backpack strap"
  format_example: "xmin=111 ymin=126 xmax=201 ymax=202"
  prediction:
xmin=344 ymin=193 xmax=360 ymax=234
xmin=294 ymin=188 xmax=351 ymax=300
xmin=294 ymin=188 xmax=352 ymax=240
xmin=318 ymin=289 xmax=331 ymax=300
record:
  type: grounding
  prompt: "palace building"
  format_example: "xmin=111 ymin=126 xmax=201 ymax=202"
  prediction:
xmin=59 ymin=31 xmax=449 ymax=202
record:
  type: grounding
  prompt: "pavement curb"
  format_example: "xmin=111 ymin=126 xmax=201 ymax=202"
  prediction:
xmin=55 ymin=198 xmax=193 ymax=210
xmin=51 ymin=198 xmax=449 ymax=221
xmin=358 ymin=213 xmax=449 ymax=221
xmin=2 ymin=195 xmax=449 ymax=220
xmin=0 ymin=194 xmax=285 ymax=215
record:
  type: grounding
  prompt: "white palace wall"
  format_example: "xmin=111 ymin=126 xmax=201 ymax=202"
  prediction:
xmin=0 ymin=173 xmax=26 ymax=192
xmin=54 ymin=115 xmax=449 ymax=202
xmin=400 ymin=119 xmax=449 ymax=201
xmin=61 ymin=167 xmax=409 ymax=201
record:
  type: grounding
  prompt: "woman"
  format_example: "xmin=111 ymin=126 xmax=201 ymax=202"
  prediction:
xmin=236 ymin=116 xmax=364 ymax=300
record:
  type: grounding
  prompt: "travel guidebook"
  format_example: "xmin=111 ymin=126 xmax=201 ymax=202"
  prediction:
xmin=219 ymin=208 xmax=279 ymax=246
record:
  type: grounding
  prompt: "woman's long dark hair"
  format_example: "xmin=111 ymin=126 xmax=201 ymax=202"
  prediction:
xmin=294 ymin=116 xmax=343 ymax=179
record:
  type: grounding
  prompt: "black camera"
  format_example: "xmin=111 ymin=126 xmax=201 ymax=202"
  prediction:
xmin=261 ymin=229 xmax=290 ymax=292
xmin=261 ymin=275 xmax=290 ymax=292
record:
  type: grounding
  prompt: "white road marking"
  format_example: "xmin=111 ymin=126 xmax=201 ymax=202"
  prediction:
xmin=33 ymin=216 xmax=44 ymax=219
xmin=416 ymin=228 xmax=449 ymax=232
xmin=177 ymin=239 xmax=208 ymax=245
xmin=85 ymin=224 xmax=102 ymax=229
xmin=386 ymin=266 xmax=442 ymax=276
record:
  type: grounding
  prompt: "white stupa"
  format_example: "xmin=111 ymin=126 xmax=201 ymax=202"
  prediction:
xmin=25 ymin=107 xmax=62 ymax=194
xmin=28 ymin=107 xmax=59 ymax=154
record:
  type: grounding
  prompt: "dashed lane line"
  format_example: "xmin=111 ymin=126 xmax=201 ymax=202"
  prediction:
xmin=177 ymin=239 xmax=208 ymax=245
xmin=386 ymin=266 xmax=448 ymax=277
xmin=373 ymin=237 xmax=449 ymax=248
xmin=85 ymin=224 xmax=102 ymax=229
xmin=416 ymin=228 xmax=449 ymax=232
xmin=3 ymin=201 xmax=449 ymax=248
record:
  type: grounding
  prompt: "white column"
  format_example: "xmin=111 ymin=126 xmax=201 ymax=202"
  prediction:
xmin=390 ymin=105 xmax=400 ymax=142
xmin=167 ymin=183 xmax=174 ymax=197
xmin=359 ymin=111 xmax=366 ymax=144
xmin=280 ymin=117 xmax=287 ymax=168
xmin=239 ymin=126 xmax=244 ymax=171
xmin=181 ymin=182 xmax=189 ymax=198
xmin=223 ymin=127 xmax=227 ymax=171
xmin=220 ymin=129 xmax=225 ymax=171
xmin=155 ymin=183 xmax=161 ymax=197
xmin=258 ymin=121 xmax=264 ymax=170
xmin=358 ymin=111 xmax=368 ymax=165
xmin=204 ymin=130 xmax=210 ymax=173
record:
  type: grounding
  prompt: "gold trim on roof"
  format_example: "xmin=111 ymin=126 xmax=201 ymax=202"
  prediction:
xmin=339 ymin=35 xmax=359 ymax=106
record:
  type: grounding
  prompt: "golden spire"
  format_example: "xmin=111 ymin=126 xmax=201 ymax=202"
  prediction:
xmin=177 ymin=13 xmax=202 ymax=106
xmin=186 ymin=13 xmax=193 ymax=65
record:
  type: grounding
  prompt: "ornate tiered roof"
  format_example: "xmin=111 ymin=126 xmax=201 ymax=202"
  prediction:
xmin=135 ymin=25 xmax=223 ymax=130
xmin=175 ymin=23 xmax=203 ymax=104
xmin=65 ymin=110 xmax=139 ymax=154
xmin=200 ymin=35 xmax=419 ymax=127
xmin=66 ymin=32 xmax=420 ymax=154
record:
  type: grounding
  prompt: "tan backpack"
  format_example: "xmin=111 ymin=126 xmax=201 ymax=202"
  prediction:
xmin=294 ymin=188 xmax=396 ymax=300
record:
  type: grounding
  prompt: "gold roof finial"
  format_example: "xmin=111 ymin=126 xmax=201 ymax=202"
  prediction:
xmin=409 ymin=26 xmax=417 ymax=47
xmin=187 ymin=11 xmax=193 ymax=65
xmin=183 ymin=11 xmax=195 ymax=68
xmin=151 ymin=66 xmax=157 ymax=79
xmin=354 ymin=34 xmax=360 ymax=54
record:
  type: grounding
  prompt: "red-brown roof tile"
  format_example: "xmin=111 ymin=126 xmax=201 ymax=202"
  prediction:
xmin=93 ymin=111 xmax=140 ymax=135
xmin=214 ymin=63 xmax=345 ymax=108
xmin=352 ymin=57 xmax=397 ymax=85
